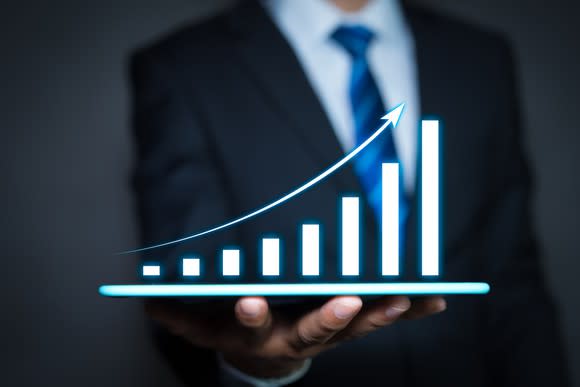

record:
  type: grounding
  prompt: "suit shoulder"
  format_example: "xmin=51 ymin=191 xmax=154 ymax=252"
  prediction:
xmin=129 ymin=7 xmax=232 ymax=70
xmin=407 ymin=5 xmax=513 ymax=54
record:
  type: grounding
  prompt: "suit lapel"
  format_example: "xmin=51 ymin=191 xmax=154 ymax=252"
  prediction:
xmin=225 ymin=1 xmax=361 ymax=193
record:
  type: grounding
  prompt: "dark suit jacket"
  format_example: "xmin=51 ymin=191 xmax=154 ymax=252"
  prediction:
xmin=129 ymin=1 xmax=569 ymax=386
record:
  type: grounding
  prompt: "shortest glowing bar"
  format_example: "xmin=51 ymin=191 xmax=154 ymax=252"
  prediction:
xmin=182 ymin=258 xmax=200 ymax=277
xmin=422 ymin=120 xmax=440 ymax=276
xmin=302 ymin=224 xmax=320 ymax=276
xmin=222 ymin=249 xmax=240 ymax=276
xmin=341 ymin=197 xmax=360 ymax=276
xmin=262 ymin=238 xmax=280 ymax=276
xmin=142 ymin=265 xmax=160 ymax=277
xmin=100 ymin=282 xmax=491 ymax=297
xmin=382 ymin=163 xmax=400 ymax=276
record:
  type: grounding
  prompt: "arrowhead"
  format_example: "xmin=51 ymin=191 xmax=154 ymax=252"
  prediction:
xmin=381 ymin=102 xmax=405 ymax=128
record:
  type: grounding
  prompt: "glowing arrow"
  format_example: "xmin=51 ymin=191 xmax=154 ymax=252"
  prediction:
xmin=119 ymin=103 xmax=406 ymax=254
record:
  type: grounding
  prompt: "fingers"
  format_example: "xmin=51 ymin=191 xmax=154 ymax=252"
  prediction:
xmin=144 ymin=295 xmax=447 ymax=361
xmin=333 ymin=296 xmax=411 ymax=341
xmin=146 ymin=298 xmax=274 ymax=350
xmin=288 ymin=296 xmax=362 ymax=352
xmin=235 ymin=297 xmax=271 ymax=328
xmin=401 ymin=296 xmax=446 ymax=320
xmin=234 ymin=297 xmax=273 ymax=344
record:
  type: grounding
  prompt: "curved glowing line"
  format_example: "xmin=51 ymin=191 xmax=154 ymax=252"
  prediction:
xmin=119 ymin=103 xmax=405 ymax=254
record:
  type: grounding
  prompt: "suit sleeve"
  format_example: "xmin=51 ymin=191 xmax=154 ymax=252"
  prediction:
xmin=129 ymin=48 xmax=239 ymax=386
xmin=482 ymin=40 xmax=570 ymax=387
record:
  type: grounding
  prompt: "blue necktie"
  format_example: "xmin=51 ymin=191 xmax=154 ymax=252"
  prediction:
xmin=332 ymin=25 xmax=408 ymax=246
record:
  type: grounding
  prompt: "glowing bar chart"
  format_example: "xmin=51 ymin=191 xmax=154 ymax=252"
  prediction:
xmin=341 ymin=197 xmax=360 ymax=276
xmin=421 ymin=120 xmax=440 ymax=276
xmin=101 ymin=116 xmax=487 ymax=298
xmin=302 ymin=224 xmax=320 ymax=276
xmin=262 ymin=238 xmax=280 ymax=276
xmin=222 ymin=249 xmax=240 ymax=276
xmin=136 ymin=120 xmax=440 ymax=282
xmin=382 ymin=163 xmax=400 ymax=275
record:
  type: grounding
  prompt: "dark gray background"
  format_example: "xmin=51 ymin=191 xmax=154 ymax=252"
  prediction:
xmin=1 ymin=0 xmax=578 ymax=386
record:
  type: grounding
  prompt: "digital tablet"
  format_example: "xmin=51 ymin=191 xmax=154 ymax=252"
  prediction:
xmin=99 ymin=282 xmax=490 ymax=297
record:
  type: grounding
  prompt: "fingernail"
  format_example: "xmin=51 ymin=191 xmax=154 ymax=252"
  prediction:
xmin=240 ymin=299 xmax=262 ymax=317
xmin=385 ymin=304 xmax=409 ymax=319
xmin=436 ymin=299 xmax=447 ymax=312
xmin=333 ymin=298 xmax=361 ymax=319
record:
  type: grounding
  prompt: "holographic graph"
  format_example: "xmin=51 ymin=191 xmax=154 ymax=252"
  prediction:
xmin=99 ymin=104 xmax=490 ymax=297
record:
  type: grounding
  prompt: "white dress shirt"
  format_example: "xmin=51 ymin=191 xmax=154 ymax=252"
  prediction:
xmin=264 ymin=0 xmax=420 ymax=193
xmin=220 ymin=1 xmax=420 ymax=386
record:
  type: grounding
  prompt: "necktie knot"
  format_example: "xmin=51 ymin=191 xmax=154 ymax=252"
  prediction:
xmin=331 ymin=25 xmax=375 ymax=58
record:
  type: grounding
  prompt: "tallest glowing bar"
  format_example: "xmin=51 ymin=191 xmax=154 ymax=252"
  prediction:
xmin=421 ymin=120 xmax=440 ymax=276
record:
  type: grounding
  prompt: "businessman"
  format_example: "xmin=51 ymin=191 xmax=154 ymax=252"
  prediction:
xmin=130 ymin=0 xmax=569 ymax=385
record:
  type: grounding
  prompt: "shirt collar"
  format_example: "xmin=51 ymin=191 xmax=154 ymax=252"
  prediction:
xmin=263 ymin=0 xmax=408 ymax=47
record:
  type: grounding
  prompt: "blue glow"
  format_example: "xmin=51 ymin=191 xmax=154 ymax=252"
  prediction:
xmin=181 ymin=257 xmax=201 ymax=278
xmin=220 ymin=246 xmax=243 ymax=278
xmin=99 ymin=282 xmax=489 ymax=297
xmin=338 ymin=195 xmax=362 ymax=277
xmin=298 ymin=221 xmax=324 ymax=277
xmin=259 ymin=234 xmax=283 ymax=278
xmin=118 ymin=103 xmax=406 ymax=254
xmin=141 ymin=262 xmax=161 ymax=278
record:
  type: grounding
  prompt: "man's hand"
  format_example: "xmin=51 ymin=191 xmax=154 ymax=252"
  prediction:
xmin=146 ymin=295 xmax=446 ymax=378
